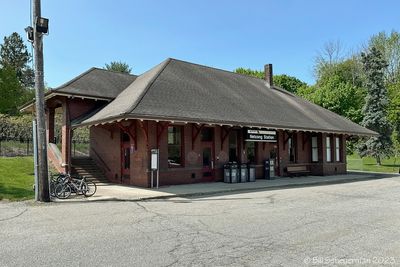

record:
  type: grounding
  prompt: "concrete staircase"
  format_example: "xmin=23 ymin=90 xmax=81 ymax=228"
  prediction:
xmin=71 ymin=157 xmax=110 ymax=185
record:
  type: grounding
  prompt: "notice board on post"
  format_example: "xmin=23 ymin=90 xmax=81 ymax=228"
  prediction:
xmin=151 ymin=149 xmax=159 ymax=170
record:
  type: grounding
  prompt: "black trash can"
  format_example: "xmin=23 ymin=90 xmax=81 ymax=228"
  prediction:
xmin=248 ymin=164 xmax=256 ymax=182
xmin=264 ymin=159 xmax=272 ymax=180
xmin=230 ymin=163 xmax=238 ymax=183
xmin=224 ymin=164 xmax=231 ymax=183
xmin=240 ymin=164 xmax=247 ymax=183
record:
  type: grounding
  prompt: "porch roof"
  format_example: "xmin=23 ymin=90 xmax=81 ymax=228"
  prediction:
xmin=54 ymin=67 xmax=137 ymax=99
xmin=20 ymin=68 xmax=137 ymax=112
xmin=75 ymin=58 xmax=375 ymax=136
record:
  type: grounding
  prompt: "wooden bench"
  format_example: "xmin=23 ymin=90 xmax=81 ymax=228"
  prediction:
xmin=286 ymin=165 xmax=311 ymax=177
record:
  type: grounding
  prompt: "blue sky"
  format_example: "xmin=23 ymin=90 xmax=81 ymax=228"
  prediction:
xmin=1 ymin=0 xmax=399 ymax=87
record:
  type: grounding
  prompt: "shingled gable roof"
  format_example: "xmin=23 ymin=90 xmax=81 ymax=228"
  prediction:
xmin=20 ymin=67 xmax=138 ymax=112
xmin=79 ymin=58 xmax=376 ymax=136
xmin=53 ymin=67 xmax=137 ymax=99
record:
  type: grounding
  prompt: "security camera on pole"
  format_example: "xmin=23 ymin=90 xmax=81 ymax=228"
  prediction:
xmin=28 ymin=0 xmax=50 ymax=202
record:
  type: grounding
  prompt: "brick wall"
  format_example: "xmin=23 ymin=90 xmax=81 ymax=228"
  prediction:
xmin=89 ymin=121 xmax=348 ymax=187
xmin=90 ymin=126 xmax=121 ymax=182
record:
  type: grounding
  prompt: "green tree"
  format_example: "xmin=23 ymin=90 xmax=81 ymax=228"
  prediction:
xmin=234 ymin=68 xmax=308 ymax=93
xmin=387 ymin=80 xmax=400 ymax=144
xmin=369 ymin=31 xmax=400 ymax=151
xmin=0 ymin=67 xmax=24 ymax=115
xmin=273 ymin=74 xmax=307 ymax=94
xmin=358 ymin=47 xmax=392 ymax=165
xmin=0 ymin=32 xmax=34 ymax=87
xmin=234 ymin=67 xmax=264 ymax=79
xmin=104 ymin=61 xmax=132 ymax=74
xmin=305 ymin=58 xmax=366 ymax=124
xmin=368 ymin=31 xmax=400 ymax=83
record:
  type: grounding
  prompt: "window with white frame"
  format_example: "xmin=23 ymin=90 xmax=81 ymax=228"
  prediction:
xmin=311 ymin=136 xmax=318 ymax=162
xmin=335 ymin=137 xmax=340 ymax=162
xmin=326 ymin=136 xmax=332 ymax=162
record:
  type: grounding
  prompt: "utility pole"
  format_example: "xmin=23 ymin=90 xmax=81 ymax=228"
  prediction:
xmin=32 ymin=0 xmax=50 ymax=202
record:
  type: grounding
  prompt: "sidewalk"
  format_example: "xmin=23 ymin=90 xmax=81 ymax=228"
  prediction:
xmin=53 ymin=171 xmax=398 ymax=202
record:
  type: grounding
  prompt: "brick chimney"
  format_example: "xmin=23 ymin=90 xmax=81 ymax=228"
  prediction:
xmin=264 ymin=64 xmax=273 ymax=87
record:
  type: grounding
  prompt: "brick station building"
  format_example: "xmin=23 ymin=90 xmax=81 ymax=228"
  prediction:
xmin=22 ymin=58 xmax=375 ymax=187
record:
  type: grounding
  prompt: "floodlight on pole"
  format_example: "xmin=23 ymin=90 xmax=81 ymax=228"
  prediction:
xmin=36 ymin=17 xmax=49 ymax=34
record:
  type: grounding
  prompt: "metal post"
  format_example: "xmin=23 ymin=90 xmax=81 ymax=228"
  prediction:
xmin=33 ymin=0 xmax=50 ymax=202
xmin=33 ymin=120 xmax=39 ymax=201
xmin=156 ymin=151 xmax=159 ymax=189
xmin=151 ymin=171 xmax=154 ymax=189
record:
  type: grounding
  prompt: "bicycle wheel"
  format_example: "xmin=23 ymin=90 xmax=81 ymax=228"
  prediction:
xmin=54 ymin=183 xmax=72 ymax=199
xmin=83 ymin=181 xmax=97 ymax=197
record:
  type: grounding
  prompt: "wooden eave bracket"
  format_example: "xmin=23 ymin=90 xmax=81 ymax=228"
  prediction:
xmin=283 ymin=131 xmax=291 ymax=151
xmin=117 ymin=121 xmax=138 ymax=149
xmin=192 ymin=124 xmax=205 ymax=149
xmin=138 ymin=120 xmax=149 ymax=148
xmin=157 ymin=121 xmax=170 ymax=148
xmin=302 ymin=133 xmax=310 ymax=150
xmin=220 ymin=126 xmax=232 ymax=150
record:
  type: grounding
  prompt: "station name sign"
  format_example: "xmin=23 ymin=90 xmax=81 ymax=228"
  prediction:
xmin=245 ymin=129 xmax=277 ymax=142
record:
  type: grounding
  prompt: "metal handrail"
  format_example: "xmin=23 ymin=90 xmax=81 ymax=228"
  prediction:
xmin=90 ymin=147 xmax=111 ymax=172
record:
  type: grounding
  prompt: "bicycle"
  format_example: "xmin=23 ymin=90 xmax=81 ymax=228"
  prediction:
xmin=54 ymin=173 xmax=97 ymax=199
xmin=49 ymin=172 xmax=69 ymax=197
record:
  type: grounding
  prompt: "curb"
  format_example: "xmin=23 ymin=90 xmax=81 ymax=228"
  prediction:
xmin=140 ymin=174 xmax=387 ymax=200
xmin=51 ymin=174 xmax=393 ymax=203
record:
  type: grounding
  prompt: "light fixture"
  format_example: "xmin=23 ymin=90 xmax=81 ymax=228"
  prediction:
xmin=24 ymin=26 xmax=34 ymax=42
xmin=36 ymin=17 xmax=49 ymax=34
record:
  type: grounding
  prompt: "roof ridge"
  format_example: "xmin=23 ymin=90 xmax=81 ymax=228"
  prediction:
xmin=92 ymin=67 xmax=138 ymax=77
xmin=169 ymin=58 xmax=266 ymax=83
xmin=124 ymin=58 xmax=173 ymax=115
xmin=53 ymin=67 xmax=97 ymax=91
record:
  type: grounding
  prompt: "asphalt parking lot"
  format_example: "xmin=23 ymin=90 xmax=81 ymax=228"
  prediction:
xmin=1 ymin=176 xmax=400 ymax=266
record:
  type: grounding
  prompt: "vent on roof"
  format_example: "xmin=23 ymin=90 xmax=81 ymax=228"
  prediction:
xmin=264 ymin=64 xmax=273 ymax=87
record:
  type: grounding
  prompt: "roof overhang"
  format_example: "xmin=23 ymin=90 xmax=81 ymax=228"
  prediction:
xmin=73 ymin=114 xmax=378 ymax=137
xmin=19 ymin=91 xmax=113 ymax=113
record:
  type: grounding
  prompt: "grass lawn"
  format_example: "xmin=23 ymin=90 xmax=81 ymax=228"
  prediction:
xmin=0 ymin=157 xmax=34 ymax=201
xmin=347 ymin=154 xmax=400 ymax=173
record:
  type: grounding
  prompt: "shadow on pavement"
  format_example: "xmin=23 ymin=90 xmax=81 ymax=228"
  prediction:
xmin=49 ymin=172 xmax=399 ymax=204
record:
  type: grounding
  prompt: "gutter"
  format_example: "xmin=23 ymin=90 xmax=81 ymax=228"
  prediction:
xmin=72 ymin=114 xmax=378 ymax=137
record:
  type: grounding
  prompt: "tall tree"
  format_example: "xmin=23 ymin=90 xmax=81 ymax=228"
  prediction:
xmin=369 ymin=31 xmax=400 ymax=151
xmin=368 ymin=31 xmax=400 ymax=84
xmin=358 ymin=47 xmax=392 ymax=165
xmin=0 ymin=67 xmax=24 ymax=114
xmin=104 ymin=61 xmax=132 ymax=74
xmin=0 ymin=32 xmax=34 ymax=87
xmin=303 ymin=58 xmax=366 ymax=124
xmin=314 ymin=40 xmax=344 ymax=80
xmin=273 ymin=74 xmax=307 ymax=94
